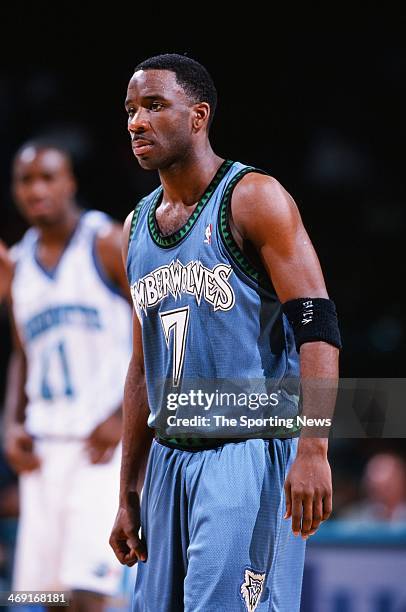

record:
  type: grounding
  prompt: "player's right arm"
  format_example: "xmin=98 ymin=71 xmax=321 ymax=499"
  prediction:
xmin=109 ymin=211 xmax=154 ymax=566
xmin=0 ymin=240 xmax=14 ymax=302
xmin=3 ymin=300 xmax=40 ymax=473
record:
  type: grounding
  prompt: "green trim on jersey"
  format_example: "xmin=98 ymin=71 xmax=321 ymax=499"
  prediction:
xmin=218 ymin=167 xmax=269 ymax=283
xmin=129 ymin=197 xmax=148 ymax=245
xmin=148 ymin=159 xmax=234 ymax=249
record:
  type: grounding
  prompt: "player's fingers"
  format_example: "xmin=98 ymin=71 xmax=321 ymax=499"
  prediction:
xmin=284 ymin=481 xmax=292 ymax=519
xmin=109 ymin=527 xmax=141 ymax=564
xmin=291 ymin=491 xmax=303 ymax=536
xmin=322 ymin=493 xmax=332 ymax=521
xmin=20 ymin=432 xmax=35 ymax=452
xmin=109 ymin=534 xmax=131 ymax=564
xmin=127 ymin=533 xmax=147 ymax=563
xmin=99 ymin=446 xmax=115 ymax=464
xmin=310 ymin=496 xmax=323 ymax=534
xmin=86 ymin=444 xmax=105 ymax=464
xmin=89 ymin=445 xmax=114 ymax=464
xmin=22 ymin=453 xmax=41 ymax=471
xmin=9 ymin=450 xmax=40 ymax=473
xmin=301 ymin=494 xmax=313 ymax=537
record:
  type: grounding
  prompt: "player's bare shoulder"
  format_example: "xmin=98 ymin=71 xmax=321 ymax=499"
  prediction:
xmin=96 ymin=221 xmax=123 ymax=253
xmin=95 ymin=219 xmax=131 ymax=298
xmin=230 ymin=171 xmax=301 ymax=246
xmin=122 ymin=211 xmax=134 ymax=264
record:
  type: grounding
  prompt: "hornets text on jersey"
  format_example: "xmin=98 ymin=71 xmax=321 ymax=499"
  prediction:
xmin=11 ymin=210 xmax=132 ymax=438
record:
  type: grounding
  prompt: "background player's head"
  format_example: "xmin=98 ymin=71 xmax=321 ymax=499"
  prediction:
xmin=12 ymin=139 xmax=77 ymax=228
xmin=126 ymin=53 xmax=217 ymax=170
xmin=363 ymin=453 xmax=406 ymax=515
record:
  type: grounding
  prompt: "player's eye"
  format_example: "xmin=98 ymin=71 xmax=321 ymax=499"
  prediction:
xmin=150 ymin=101 xmax=164 ymax=111
xmin=127 ymin=107 xmax=136 ymax=118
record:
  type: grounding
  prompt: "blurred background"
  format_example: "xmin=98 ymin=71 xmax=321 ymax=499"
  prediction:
xmin=1 ymin=5 xmax=405 ymax=611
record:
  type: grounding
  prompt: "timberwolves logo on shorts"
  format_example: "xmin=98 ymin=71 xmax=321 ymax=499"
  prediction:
xmin=240 ymin=568 xmax=265 ymax=612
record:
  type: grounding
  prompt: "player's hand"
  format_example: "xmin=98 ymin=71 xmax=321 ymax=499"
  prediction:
xmin=4 ymin=424 xmax=41 ymax=473
xmin=85 ymin=411 xmax=122 ymax=464
xmin=284 ymin=446 xmax=332 ymax=540
xmin=0 ymin=240 xmax=14 ymax=301
xmin=109 ymin=493 xmax=147 ymax=565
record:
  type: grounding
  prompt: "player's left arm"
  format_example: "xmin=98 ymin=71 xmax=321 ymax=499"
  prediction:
xmin=96 ymin=222 xmax=132 ymax=302
xmin=85 ymin=222 xmax=131 ymax=464
xmin=231 ymin=173 xmax=339 ymax=540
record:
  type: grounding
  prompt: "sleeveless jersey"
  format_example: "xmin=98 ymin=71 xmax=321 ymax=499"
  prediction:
xmin=127 ymin=161 xmax=300 ymax=435
xmin=11 ymin=210 xmax=132 ymax=438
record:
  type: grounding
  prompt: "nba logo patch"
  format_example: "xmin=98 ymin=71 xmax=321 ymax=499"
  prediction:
xmin=240 ymin=568 xmax=265 ymax=612
xmin=204 ymin=223 xmax=212 ymax=245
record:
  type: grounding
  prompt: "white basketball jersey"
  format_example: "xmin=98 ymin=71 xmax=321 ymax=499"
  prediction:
xmin=11 ymin=211 xmax=132 ymax=438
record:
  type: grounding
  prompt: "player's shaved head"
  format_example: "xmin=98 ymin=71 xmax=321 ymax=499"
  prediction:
xmin=134 ymin=53 xmax=217 ymax=128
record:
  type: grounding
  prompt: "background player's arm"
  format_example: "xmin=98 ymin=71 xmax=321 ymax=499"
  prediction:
xmin=109 ymin=211 xmax=153 ymax=566
xmin=84 ymin=222 xmax=132 ymax=463
xmin=96 ymin=222 xmax=132 ymax=302
xmin=3 ymin=301 xmax=40 ymax=473
xmin=231 ymin=173 xmax=339 ymax=539
xmin=0 ymin=240 xmax=14 ymax=302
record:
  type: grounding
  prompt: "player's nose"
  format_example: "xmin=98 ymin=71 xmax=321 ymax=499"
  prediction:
xmin=128 ymin=107 xmax=149 ymax=133
xmin=28 ymin=178 xmax=50 ymax=197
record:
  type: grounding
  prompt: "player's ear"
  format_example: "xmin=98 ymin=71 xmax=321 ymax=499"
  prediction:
xmin=192 ymin=102 xmax=210 ymax=133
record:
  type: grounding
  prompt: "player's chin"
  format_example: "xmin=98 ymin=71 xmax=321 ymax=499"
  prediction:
xmin=133 ymin=154 xmax=157 ymax=170
xmin=133 ymin=149 xmax=165 ymax=171
xmin=26 ymin=212 xmax=57 ymax=227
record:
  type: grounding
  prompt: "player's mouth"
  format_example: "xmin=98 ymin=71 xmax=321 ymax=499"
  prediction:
xmin=27 ymin=199 xmax=52 ymax=214
xmin=132 ymin=138 xmax=154 ymax=155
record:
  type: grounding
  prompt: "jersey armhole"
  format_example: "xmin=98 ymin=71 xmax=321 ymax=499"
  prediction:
xmin=128 ymin=196 xmax=147 ymax=247
xmin=217 ymin=167 xmax=270 ymax=284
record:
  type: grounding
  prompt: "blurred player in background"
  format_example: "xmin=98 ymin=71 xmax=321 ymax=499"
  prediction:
xmin=342 ymin=452 xmax=406 ymax=522
xmin=0 ymin=140 xmax=132 ymax=612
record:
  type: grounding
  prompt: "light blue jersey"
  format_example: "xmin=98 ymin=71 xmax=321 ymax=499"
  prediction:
xmin=127 ymin=161 xmax=305 ymax=611
xmin=127 ymin=160 xmax=300 ymax=439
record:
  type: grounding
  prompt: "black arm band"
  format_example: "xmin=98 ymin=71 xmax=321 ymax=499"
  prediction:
xmin=282 ymin=297 xmax=342 ymax=352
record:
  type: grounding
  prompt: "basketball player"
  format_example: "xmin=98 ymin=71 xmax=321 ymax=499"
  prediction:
xmin=2 ymin=141 xmax=132 ymax=612
xmin=109 ymin=54 xmax=341 ymax=611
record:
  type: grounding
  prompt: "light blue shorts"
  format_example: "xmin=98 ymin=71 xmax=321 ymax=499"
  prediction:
xmin=133 ymin=438 xmax=305 ymax=611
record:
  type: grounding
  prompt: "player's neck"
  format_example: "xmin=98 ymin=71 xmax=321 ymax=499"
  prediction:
xmin=36 ymin=205 xmax=82 ymax=246
xmin=159 ymin=147 xmax=224 ymax=207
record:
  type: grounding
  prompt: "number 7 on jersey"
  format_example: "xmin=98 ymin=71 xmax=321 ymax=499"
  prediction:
xmin=159 ymin=306 xmax=190 ymax=387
